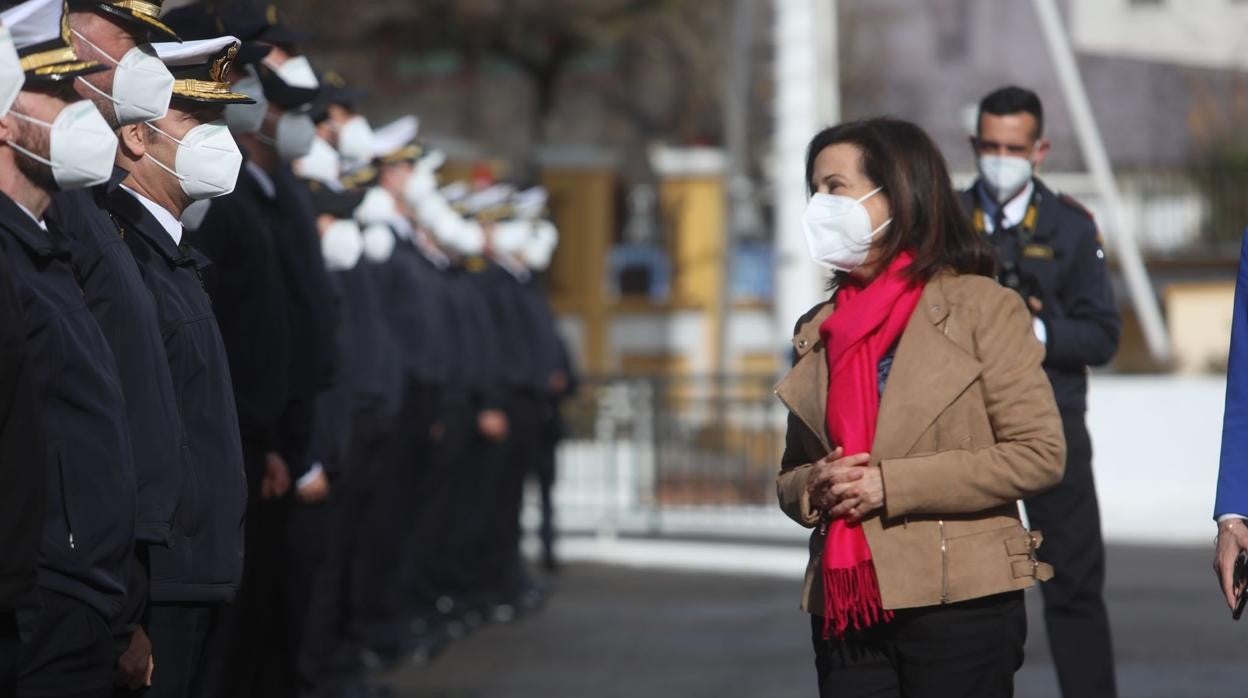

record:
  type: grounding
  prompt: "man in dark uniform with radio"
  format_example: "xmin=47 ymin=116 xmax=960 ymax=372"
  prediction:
xmin=961 ymin=85 xmax=1121 ymax=698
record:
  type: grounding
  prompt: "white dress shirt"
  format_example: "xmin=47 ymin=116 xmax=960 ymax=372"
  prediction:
xmin=121 ymin=185 xmax=183 ymax=246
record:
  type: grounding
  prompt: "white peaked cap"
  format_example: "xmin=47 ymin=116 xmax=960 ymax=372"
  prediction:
xmin=1 ymin=0 xmax=62 ymax=53
xmin=512 ymin=186 xmax=548 ymax=221
xmin=370 ymin=115 xmax=419 ymax=160
xmin=151 ymin=36 xmax=242 ymax=65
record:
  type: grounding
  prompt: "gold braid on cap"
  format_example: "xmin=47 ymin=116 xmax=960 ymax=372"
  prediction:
xmin=20 ymin=47 xmax=79 ymax=72
xmin=171 ymin=79 xmax=236 ymax=98
xmin=108 ymin=0 xmax=162 ymax=19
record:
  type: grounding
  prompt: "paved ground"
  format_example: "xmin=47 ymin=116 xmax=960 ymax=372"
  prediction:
xmin=379 ymin=544 xmax=1242 ymax=697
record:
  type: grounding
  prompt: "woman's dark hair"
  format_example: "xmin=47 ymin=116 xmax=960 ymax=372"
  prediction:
xmin=978 ymin=85 xmax=1044 ymax=138
xmin=804 ymin=117 xmax=996 ymax=282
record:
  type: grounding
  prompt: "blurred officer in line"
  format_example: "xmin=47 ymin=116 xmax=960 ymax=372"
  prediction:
xmin=0 ymin=0 xmax=136 ymax=693
xmin=0 ymin=21 xmax=45 ymax=693
xmin=160 ymin=4 xmax=321 ymax=695
xmin=42 ymin=0 xmax=180 ymax=688
xmin=961 ymin=85 xmax=1121 ymax=698
xmin=495 ymin=191 xmax=575 ymax=573
xmin=104 ymin=36 xmax=251 ymax=696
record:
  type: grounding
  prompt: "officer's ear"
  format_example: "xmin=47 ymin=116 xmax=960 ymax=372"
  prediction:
xmin=116 ymin=122 xmax=148 ymax=163
xmin=1032 ymin=138 xmax=1051 ymax=168
xmin=0 ymin=113 xmax=14 ymax=146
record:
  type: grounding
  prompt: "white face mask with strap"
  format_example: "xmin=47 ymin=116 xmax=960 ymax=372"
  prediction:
xmin=8 ymin=101 xmax=118 ymax=190
xmin=801 ymin=187 xmax=892 ymax=273
xmin=144 ymin=120 xmax=243 ymax=200
xmin=71 ymin=30 xmax=173 ymax=126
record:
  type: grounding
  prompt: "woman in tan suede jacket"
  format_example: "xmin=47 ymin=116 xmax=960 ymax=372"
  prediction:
xmin=776 ymin=118 xmax=1066 ymax=698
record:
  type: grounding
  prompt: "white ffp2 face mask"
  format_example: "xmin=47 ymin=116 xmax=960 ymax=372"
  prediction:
xmin=521 ymin=220 xmax=558 ymax=271
xmin=295 ymin=136 xmax=341 ymax=187
xmin=321 ymin=219 xmax=363 ymax=271
xmin=72 ymin=31 xmax=173 ymax=125
xmin=978 ymin=154 xmax=1033 ymax=202
xmin=801 ymin=187 xmax=891 ymax=273
xmin=8 ymin=101 xmax=118 ymax=190
xmin=335 ymin=115 xmax=374 ymax=163
xmin=491 ymin=220 xmax=531 ymax=257
xmin=257 ymin=111 xmax=315 ymax=162
xmin=361 ymin=223 xmax=396 ymax=263
xmin=354 ymin=187 xmax=398 ymax=227
xmin=271 ymin=55 xmax=318 ymax=90
xmin=224 ymin=70 xmax=267 ymax=135
xmin=0 ymin=25 xmax=23 ymax=118
xmin=145 ymin=120 xmax=243 ymax=200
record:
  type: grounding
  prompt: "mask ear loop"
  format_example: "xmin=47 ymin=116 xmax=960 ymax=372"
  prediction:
xmin=70 ymin=31 xmax=124 ymax=106
xmin=4 ymin=110 xmax=55 ymax=167
xmin=140 ymin=122 xmax=188 ymax=184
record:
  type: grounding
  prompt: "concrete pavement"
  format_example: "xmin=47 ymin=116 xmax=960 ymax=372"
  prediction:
xmin=380 ymin=544 xmax=1243 ymax=697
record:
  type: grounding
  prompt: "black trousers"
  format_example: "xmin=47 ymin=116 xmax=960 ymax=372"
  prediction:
xmin=201 ymin=439 xmax=293 ymax=698
xmin=812 ymin=592 xmax=1026 ymax=698
xmin=1024 ymin=412 xmax=1117 ymax=698
xmin=533 ymin=428 xmax=559 ymax=563
xmin=112 ymin=604 xmax=222 ymax=698
xmin=1 ymin=611 xmax=19 ymax=698
xmin=483 ymin=392 xmax=541 ymax=600
xmin=300 ymin=410 xmax=394 ymax=691
xmin=16 ymin=589 xmax=114 ymax=698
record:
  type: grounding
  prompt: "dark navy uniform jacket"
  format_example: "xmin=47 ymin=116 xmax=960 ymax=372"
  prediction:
xmin=268 ymin=167 xmax=336 ymax=480
xmin=107 ymin=188 xmax=247 ymax=603
xmin=961 ymin=178 xmax=1121 ymax=411
xmin=0 ymin=193 xmax=136 ymax=620
xmin=376 ymin=237 xmax=450 ymax=392
xmin=46 ymin=169 xmax=182 ymax=548
xmin=187 ymin=164 xmax=291 ymax=488
xmin=0 ymin=252 xmax=45 ymax=613
xmin=443 ymin=260 xmax=505 ymax=411
xmin=339 ymin=256 xmax=403 ymax=420
xmin=473 ymin=260 xmax=543 ymax=395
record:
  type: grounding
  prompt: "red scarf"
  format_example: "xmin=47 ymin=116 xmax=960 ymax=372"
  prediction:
xmin=816 ymin=251 xmax=923 ymax=638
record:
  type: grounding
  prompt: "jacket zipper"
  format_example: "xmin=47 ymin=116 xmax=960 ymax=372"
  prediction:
xmin=938 ymin=519 xmax=948 ymax=603
xmin=58 ymin=454 xmax=76 ymax=550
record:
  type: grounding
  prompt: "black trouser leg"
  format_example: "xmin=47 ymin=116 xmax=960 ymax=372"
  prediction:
xmin=436 ymin=402 xmax=504 ymax=604
xmin=119 ymin=603 xmax=217 ymax=698
xmin=352 ymin=393 xmax=424 ymax=651
xmin=1 ymin=611 xmax=19 ymax=698
xmin=812 ymin=592 xmax=1026 ymax=698
xmin=1024 ymin=412 xmax=1117 ymax=698
xmin=17 ymin=589 xmax=115 ymax=698
xmin=491 ymin=394 xmax=539 ymax=599
xmin=207 ymin=438 xmax=293 ymax=698
xmin=284 ymin=498 xmax=330 ymax=680
xmin=534 ymin=432 xmax=558 ymax=567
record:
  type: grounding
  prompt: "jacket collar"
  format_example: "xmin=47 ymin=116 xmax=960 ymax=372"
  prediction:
xmin=105 ymin=187 xmax=206 ymax=270
xmin=775 ymin=273 xmax=974 ymax=459
xmin=0 ymin=192 xmax=67 ymax=260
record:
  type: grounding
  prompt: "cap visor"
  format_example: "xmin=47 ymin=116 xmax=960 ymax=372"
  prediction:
xmin=25 ymin=61 xmax=110 ymax=83
xmin=258 ymin=25 xmax=312 ymax=46
xmin=94 ymin=4 xmax=182 ymax=41
xmin=310 ymin=186 xmax=365 ymax=218
xmin=171 ymin=91 xmax=256 ymax=105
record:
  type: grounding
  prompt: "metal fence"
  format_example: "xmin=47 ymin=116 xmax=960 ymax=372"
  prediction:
xmin=536 ymin=374 xmax=800 ymax=541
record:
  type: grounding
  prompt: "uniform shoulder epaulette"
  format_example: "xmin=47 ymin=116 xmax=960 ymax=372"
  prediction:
xmin=1056 ymin=192 xmax=1095 ymax=221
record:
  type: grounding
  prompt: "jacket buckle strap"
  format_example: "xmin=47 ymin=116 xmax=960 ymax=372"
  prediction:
xmin=1006 ymin=532 xmax=1051 ymax=581
xmin=1011 ymin=558 xmax=1054 ymax=581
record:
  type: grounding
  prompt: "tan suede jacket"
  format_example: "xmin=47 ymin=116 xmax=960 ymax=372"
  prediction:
xmin=775 ymin=272 xmax=1066 ymax=614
